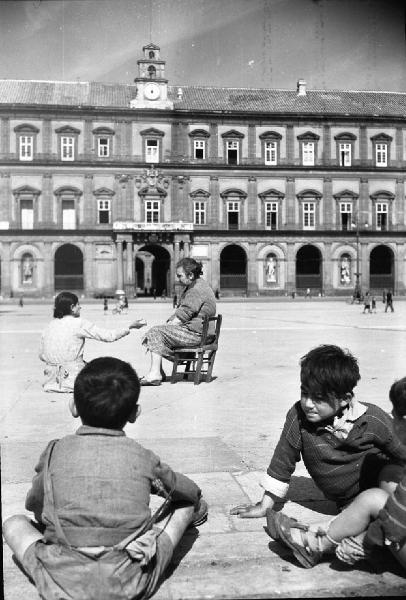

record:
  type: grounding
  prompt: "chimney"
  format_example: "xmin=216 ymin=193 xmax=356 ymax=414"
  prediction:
xmin=297 ymin=79 xmax=307 ymax=96
xmin=177 ymin=87 xmax=183 ymax=100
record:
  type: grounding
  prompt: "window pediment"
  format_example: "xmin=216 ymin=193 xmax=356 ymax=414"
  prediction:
xmin=333 ymin=189 xmax=359 ymax=200
xmin=138 ymin=186 xmax=167 ymax=198
xmin=220 ymin=188 xmax=247 ymax=199
xmin=13 ymin=185 xmax=41 ymax=197
xmin=370 ymin=133 xmax=393 ymax=142
xmin=297 ymin=188 xmax=322 ymax=200
xmin=334 ymin=132 xmax=357 ymax=141
xmin=258 ymin=188 xmax=285 ymax=200
xmin=189 ymin=129 xmax=210 ymax=138
xmin=370 ymin=190 xmax=395 ymax=201
xmin=93 ymin=187 xmax=115 ymax=197
xmin=140 ymin=127 xmax=165 ymax=138
xmin=221 ymin=129 xmax=244 ymax=139
xmin=92 ymin=127 xmax=115 ymax=135
xmin=14 ymin=123 xmax=40 ymax=134
xmin=259 ymin=131 xmax=282 ymax=141
xmin=54 ymin=186 xmax=83 ymax=197
xmin=55 ymin=125 xmax=81 ymax=135
xmin=297 ymin=131 xmax=320 ymax=141
xmin=190 ymin=188 xmax=210 ymax=199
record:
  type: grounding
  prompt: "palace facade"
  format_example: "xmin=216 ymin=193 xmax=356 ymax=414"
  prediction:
xmin=1 ymin=43 xmax=406 ymax=298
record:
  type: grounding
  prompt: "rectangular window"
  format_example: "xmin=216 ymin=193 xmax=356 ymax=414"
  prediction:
xmin=302 ymin=142 xmax=315 ymax=166
xmin=145 ymin=200 xmax=160 ymax=223
xmin=146 ymin=139 xmax=159 ymax=163
xmin=62 ymin=199 xmax=75 ymax=229
xmin=339 ymin=143 xmax=351 ymax=167
xmin=20 ymin=199 xmax=34 ymax=229
xmin=194 ymin=201 xmax=206 ymax=225
xmin=61 ymin=136 xmax=75 ymax=161
xmin=340 ymin=202 xmax=352 ymax=231
xmin=265 ymin=202 xmax=278 ymax=229
xmin=227 ymin=200 xmax=239 ymax=230
xmin=19 ymin=136 xmax=33 ymax=161
xmin=194 ymin=140 xmax=205 ymax=160
xmin=226 ymin=140 xmax=239 ymax=165
xmin=376 ymin=202 xmax=388 ymax=231
xmin=376 ymin=143 xmax=387 ymax=167
xmin=303 ymin=202 xmax=316 ymax=229
xmin=98 ymin=199 xmax=111 ymax=224
xmin=97 ymin=137 xmax=110 ymax=158
xmin=264 ymin=141 xmax=277 ymax=165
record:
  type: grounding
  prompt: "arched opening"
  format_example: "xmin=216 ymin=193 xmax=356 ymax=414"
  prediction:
xmin=264 ymin=253 xmax=278 ymax=285
xmin=369 ymin=245 xmax=394 ymax=291
xmin=136 ymin=245 xmax=170 ymax=296
xmin=339 ymin=253 xmax=352 ymax=286
xmin=296 ymin=245 xmax=322 ymax=292
xmin=220 ymin=244 xmax=247 ymax=293
xmin=54 ymin=244 xmax=84 ymax=291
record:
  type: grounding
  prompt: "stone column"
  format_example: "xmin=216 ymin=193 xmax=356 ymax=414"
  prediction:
xmin=396 ymin=127 xmax=403 ymax=168
xmin=247 ymin=176 xmax=257 ymax=228
xmin=209 ymin=123 xmax=218 ymax=163
xmin=396 ymin=177 xmax=405 ymax=228
xmin=247 ymin=242 xmax=258 ymax=296
xmin=43 ymin=119 xmax=52 ymax=157
xmin=1 ymin=117 xmax=10 ymax=158
xmin=43 ymin=242 xmax=54 ymax=296
xmin=1 ymin=242 xmax=11 ymax=297
xmin=84 ymin=241 xmax=93 ymax=295
xmin=286 ymin=125 xmax=294 ymax=164
xmin=286 ymin=242 xmax=296 ymax=293
xmin=359 ymin=126 xmax=368 ymax=167
xmin=322 ymin=241 xmax=333 ymax=295
xmin=183 ymin=240 xmax=190 ymax=257
xmin=285 ymin=177 xmax=296 ymax=227
xmin=248 ymin=124 xmax=256 ymax=162
xmin=323 ymin=177 xmax=333 ymax=228
xmin=209 ymin=176 xmax=219 ymax=227
xmin=116 ymin=239 xmax=124 ymax=291
xmin=322 ymin=124 xmax=331 ymax=166
xmin=83 ymin=119 xmax=92 ymax=159
xmin=359 ymin=178 xmax=369 ymax=226
xmin=125 ymin=239 xmax=135 ymax=296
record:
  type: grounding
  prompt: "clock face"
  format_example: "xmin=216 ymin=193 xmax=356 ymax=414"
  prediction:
xmin=144 ymin=83 xmax=160 ymax=100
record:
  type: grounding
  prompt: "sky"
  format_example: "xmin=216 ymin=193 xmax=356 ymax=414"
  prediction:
xmin=0 ymin=0 xmax=405 ymax=92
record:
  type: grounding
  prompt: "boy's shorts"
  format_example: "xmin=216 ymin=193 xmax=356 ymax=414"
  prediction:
xmin=21 ymin=526 xmax=174 ymax=600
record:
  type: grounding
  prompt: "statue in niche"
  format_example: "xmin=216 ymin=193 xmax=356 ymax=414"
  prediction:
xmin=340 ymin=256 xmax=351 ymax=285
xmin=266 ymin=256 xmax=277 ymax=283
xmin=22 ymin=254 xmax=34 ymax=285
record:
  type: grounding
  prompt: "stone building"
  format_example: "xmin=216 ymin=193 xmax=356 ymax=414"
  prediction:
xmin=1 ymin=42 xmax=405 ymax=298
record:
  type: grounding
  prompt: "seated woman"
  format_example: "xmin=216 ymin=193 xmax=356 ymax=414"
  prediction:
xmin=141 ymin=258 xmax=216 ymax=386
xmin=39 ymin=291 xmax=146 ymax=392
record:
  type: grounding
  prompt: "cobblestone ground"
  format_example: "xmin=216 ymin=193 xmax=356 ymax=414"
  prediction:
xmin=2 ymin=297 xmax=406 ymax=598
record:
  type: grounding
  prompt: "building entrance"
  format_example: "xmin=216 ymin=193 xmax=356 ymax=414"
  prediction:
xmin=369 ymin=245 xmax=394 ymax=291
xmin=54 ymin=244 xmax=84 ymax=291
xmin=296 ymin=245 xmax=322 ymax=292
xmin=136 ymin=245 xmax=170 ymax=296
xmin=220 ymin=244 xmax=247 ymax=294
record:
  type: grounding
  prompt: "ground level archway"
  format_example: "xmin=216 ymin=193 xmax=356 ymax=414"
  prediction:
xmin=136 ymin=245 xmax=170 ymax=296
xmin=220 ymin=244 xmax=247 ymax=293
xmin=369 ymin=245 xmax=394 ymax=291
xmin=296 ymin=244 xmax=322 ymax=292
xmin=54 ymin=244 xmax=84 ymax=291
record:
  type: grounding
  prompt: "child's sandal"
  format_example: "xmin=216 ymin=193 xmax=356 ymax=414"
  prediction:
xmin=267 ymin=510 xmax=323 ymax=568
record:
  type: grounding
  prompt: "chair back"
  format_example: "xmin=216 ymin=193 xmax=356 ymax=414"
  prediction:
xmin=201 ymin=314 xmax=222 ymax=346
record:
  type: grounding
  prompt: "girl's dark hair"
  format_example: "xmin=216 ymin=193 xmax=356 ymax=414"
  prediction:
xmin=389 ymin=377 xmax=406 ymax=418
xmin=74 ymin=357 xmax=140 ymax=429
xmin=300 ymin=344 xmax=360 ymax=403
xmin=176 ymin=257 xmax=203 ymax=280
xmin=53 ymin=291 xmax=79 ymax=319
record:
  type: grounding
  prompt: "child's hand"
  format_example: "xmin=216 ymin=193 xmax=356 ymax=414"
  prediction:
xmin=230 ymin=502 xmax=267 ymax=518
xmin=130 ymin=318 xmax=147 ymax=329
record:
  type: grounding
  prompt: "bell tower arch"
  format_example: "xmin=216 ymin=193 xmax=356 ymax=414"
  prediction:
xmin=131 ymin=43 xmax=173 ymax=110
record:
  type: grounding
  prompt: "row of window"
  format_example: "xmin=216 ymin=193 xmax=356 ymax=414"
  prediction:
xmin=12 ymin=125 xmax=394 ymax=167
xmin=17 ymin=197 xmax=392 ymax=231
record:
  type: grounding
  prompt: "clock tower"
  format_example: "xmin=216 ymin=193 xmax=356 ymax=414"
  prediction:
xmin=131 ymin=43 xmax=173 ymax=109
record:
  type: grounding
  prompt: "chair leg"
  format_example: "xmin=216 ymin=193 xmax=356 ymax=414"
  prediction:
xmin=171 ymin=357 xmax=179 ymax=384
xmin=206 ymin=350 xmax=217 ymax=382
xmin=194 ymin=352 xmax=205 ymax=385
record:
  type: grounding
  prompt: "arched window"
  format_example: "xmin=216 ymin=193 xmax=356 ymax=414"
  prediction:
xmin=148 ymin=65 xmax=156 ymax=78
xmin=149 ymin=51 xmax=155 ymax=59
xmin=265 ymin=253 xmax=278 ymax=284
xmin=339 ymin=253 xmax=352 ymax=286
xmin=21 ymin=252 xmax=34 ymax=285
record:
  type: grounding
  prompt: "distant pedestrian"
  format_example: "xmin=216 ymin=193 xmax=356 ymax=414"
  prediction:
xmin=362 ymin=291 xmax=372 ymax=314
xmin=153 ymin=288 xmax=157 ymax=300
xmin=161 ymin=288 xmax=166 ymax=300
xmin=305 ymin=288 xmax=311 ymax=299
xmin=103 ymin=297 xmax=108 ymax=313
xmin=215 ymin=289 xmax=220 ymax=300
xmin=371 ymin=296 xmax=376 ymax=313
xmin=19 ymin=295 xmax=24 ymax=308
xmin=385 ymin=289 xmax=394 ymax=313
xmin=382 ymin=289 xmax=386 ymax=304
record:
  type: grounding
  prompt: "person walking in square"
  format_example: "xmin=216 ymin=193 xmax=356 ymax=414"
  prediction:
xmin=3 ymin=357 xmax=208 ymax=600
xmin=385 ymin=289 xmax=394 ymax=312
xmin=362 ymin=291 xmax=372 ymax=313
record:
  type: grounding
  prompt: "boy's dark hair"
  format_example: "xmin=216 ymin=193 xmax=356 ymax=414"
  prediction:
xmin=74 ymin=357 xmax=140 ymax=429
xmin=54 ymin=291 xmax=78 ymax=319
xmin=300 ymin=344 xmax=360 ymax=401
xmin=176 ymin=257 xmax=203 ymax=279
xmin=389 ymin=377 xmax=406 ymax=418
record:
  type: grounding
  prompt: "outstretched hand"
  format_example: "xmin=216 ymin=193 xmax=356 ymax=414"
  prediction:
xmin=129 ymin=318 xmax=147 ymax=329
xmin=230 ymin=502 xmax=267 ymax=518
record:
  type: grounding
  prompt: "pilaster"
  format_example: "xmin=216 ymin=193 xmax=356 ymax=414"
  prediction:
xmin=209 ymin=176 xmax=219 ymax=227
xmin=323 ymin=177 xmax=333 ymax=228
xmin=247 ymin=242 xmax=258 ymax=295
xmin=285 ymin=177 xmax=296 ymax=227
xmin=396 ymin=177 xmax=405 ymax=227
xmin=248 ymin=124 xmax=256 ymax=162
xmin=209 ymin=123 xmax=218 ymax=162
xmin=247 ymin=176 xmax=257 ymax=228
xmin=1 ymin=118 xmax=10 ymax=158
xmin=286 ymin=125 xmax=294 ymax=164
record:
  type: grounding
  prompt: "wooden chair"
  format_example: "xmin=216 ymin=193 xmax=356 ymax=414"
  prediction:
xmin=170 ymin=314 xmax=222 ymax=385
